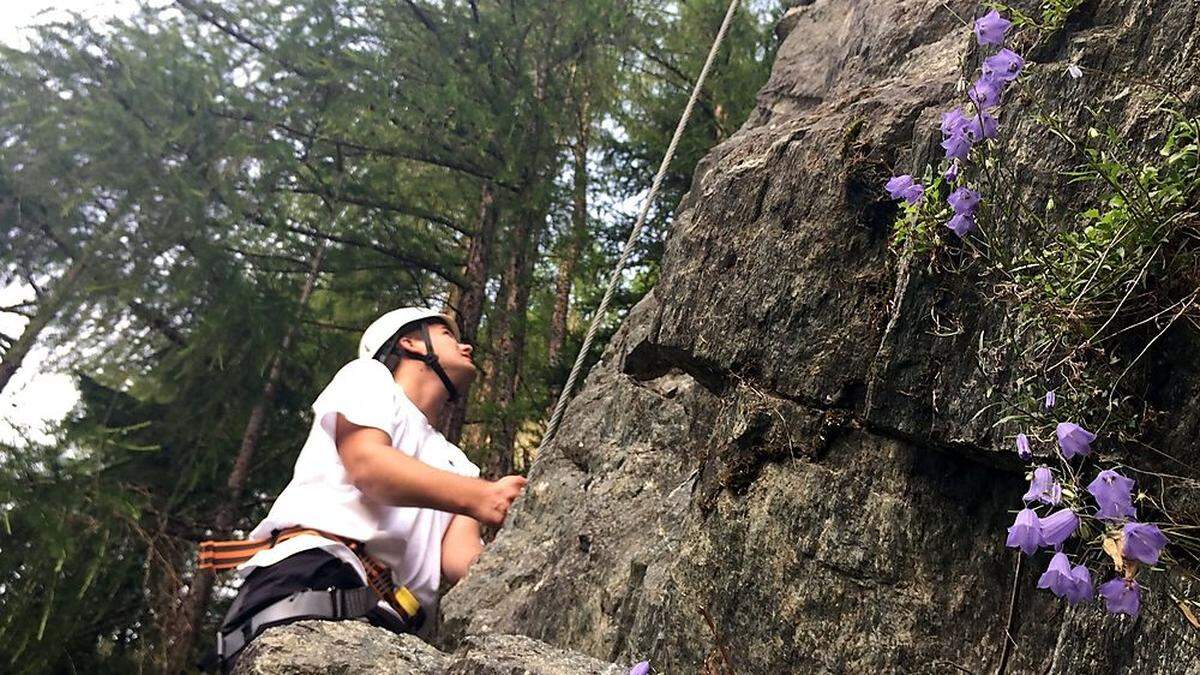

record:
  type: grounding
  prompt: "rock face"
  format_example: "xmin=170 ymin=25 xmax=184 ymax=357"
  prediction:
xmin=442 ymin=1 xmax=1200 ymax=673
xmin=232 ymin=621 xmax=449 ymax=674
xmin=231 ymin=621 xmax=628 ymax=674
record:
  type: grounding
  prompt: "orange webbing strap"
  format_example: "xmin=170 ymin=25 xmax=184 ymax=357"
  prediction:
xmin=197 ymin=528 xmax=327 ymax=571
xmin=196 ymin=527 xmax=419 ymax=620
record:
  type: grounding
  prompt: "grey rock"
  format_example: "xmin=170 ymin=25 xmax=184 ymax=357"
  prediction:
xmin=442 ymin=0 xmax=1200 ymax=673
xmin=230 ymin=621 xmax=631 ymax=674
xmin=230 ymin=620 xmax=448 ymax=674
xmin=445 ymin=634 xmax=628 ymax=674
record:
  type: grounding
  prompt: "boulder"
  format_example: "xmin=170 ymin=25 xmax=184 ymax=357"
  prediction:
xmin=231 ymin=621 xmax=629 ymax=674
xmin=441 ymin=1 xmax=1200 ymax=672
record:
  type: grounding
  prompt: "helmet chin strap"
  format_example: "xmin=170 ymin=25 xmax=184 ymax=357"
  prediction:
xmin=382 ymin=322 xmax=457 ymax=402
xmin=412 ymin=322 xmax=459 ymax=403
xmin=374 ymin=321 xmax=460 ymax=402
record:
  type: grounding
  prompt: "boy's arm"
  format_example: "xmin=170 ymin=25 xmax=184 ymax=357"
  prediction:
xmin=335 ymin=414 xmax=525 ymax=526
xmin=441 ymin=514 xmax=484 ymax=585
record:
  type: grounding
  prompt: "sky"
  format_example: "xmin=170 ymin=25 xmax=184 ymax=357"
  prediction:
xmin=1 ymin=1 xmax=145 ymax=50
xmin=0 ymin=1 xmax=144 ymax=445
xmin=0 ymin=285 xmax=77 ymax=445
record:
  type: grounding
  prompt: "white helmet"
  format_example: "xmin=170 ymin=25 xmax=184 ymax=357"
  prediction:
xmin=358 ymin=307 xmax=461 ymax=360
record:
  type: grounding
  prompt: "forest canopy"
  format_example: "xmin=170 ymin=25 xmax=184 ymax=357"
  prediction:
xmin=0 ymin=1 xmax=779 ymax=671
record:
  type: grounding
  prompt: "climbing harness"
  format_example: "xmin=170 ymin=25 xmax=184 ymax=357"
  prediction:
xmin=215 ymin=585 xmax=385 ymax=663
xmin=198 ymin=526 xmax=423 ymax=619
xmin=198 ymin=527 xmax=425 ymax=662
xmin=535 ymin=0 xmax=743 ymax=459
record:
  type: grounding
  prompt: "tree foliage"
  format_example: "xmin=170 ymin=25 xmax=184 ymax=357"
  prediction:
xmin=0 ymin=1 xmax=777 ymax=670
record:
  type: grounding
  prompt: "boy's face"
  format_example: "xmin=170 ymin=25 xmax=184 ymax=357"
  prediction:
xmin=400 ymin=321 xmax=476 ymax=386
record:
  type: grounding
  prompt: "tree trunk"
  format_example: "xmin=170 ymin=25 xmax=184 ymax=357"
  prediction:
xmin=441 ymin=182 xmax=498 ymax=443
xmin=168 ymin=240 xmax=328 ymax=673
xmin=485 ymin=202 xmax=541 ymax=476
xmin=548 ymin=95 xmax=591 ymax=370
xmin=481 ymin=52 xmax=558 ymax=475
xmin=0 ymin=255 xmax=88 ymax=396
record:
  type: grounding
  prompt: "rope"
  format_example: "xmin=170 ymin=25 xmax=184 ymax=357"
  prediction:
xmin=533 ymin=0 xmax=743 ymax=461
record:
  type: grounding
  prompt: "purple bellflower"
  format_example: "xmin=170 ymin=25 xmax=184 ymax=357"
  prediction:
xmin=946 ymin=213 xmax=976 ymax=237
xmin=1099 ymin=501 xmax=1137 ymax=521
xmin=944 ymin=161 xmax=960 ymax=183
xmin=901 ymin=184 xmax=924 ymax=204
xmin=982 ymin=48 xmax=1025 ymax=82
xmin=1015 ymin=433 xmax=1032 ymax=461
xmin=964 ymin=111 xmax=999 ymax=141
xmin=1038 ymin=554 xmax=1093 ymax=604
xmin=941 ymin=108 xmax=971 ymax=138
xmin=1088 ymin=469 xmax=1134 ymax=502
xmin=1006 ymin=508 xmax=1042 ymax=555
xmin=1044 ymin=390 xmax=1056 ymax=409
xmin=1066 ymin=564 xmax=1095 ymax=604
xmin=948 ymin=186 xmax=982 ymax=215
xmin=1040 ymin=508 xmax=1079 ymax=548
xmin=1037 ymin=552 xmax=1075 ymax=599
xmin=1122 ymin=522 xmax=1168 ymax=565
xmin=885 ymin=175 xmax=924 ymax=204
xmin=1022 ymin=466 xmax=1061 ymax=505
xmin=942 ymin=133 xmax=973 ymax=162
xmin=1087 ymin=469 xmax=1137 ymax=521
xmin=974 ymin=10 xmax=1012 ymax=47
xmin=629 ymin=662 xmax=651 ymax=675
xmin=885 ymin=175 xmax=914 ymax=196
xmin=1056 ymin=422 xmax=1096 ymax=459
xmin=969 ymin=76 xmax=1005 ymax=109
xmin=1099 ymin=577 xmax=1140 ymax=617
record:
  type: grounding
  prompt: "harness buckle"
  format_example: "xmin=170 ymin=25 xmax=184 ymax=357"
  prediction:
xmin=331 ymin=589 xmax=344 ymax=618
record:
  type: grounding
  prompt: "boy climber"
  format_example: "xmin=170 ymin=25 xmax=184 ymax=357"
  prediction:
xmin=201 ymin=307 xmax=527 ymax=671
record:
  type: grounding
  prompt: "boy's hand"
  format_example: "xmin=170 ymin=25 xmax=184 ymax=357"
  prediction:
xmin=472 ymin=475 xmax=527 ymax=527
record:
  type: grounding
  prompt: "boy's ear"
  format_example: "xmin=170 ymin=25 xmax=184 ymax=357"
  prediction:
xmin=397 ymin=334 xmax=427 ymax=355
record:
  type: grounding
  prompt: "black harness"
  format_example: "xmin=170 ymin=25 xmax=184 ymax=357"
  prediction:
xmin=373 ymin=320 xmax=459 ymax=402
xmin=200 ymin=549 xmax=423 ymax=673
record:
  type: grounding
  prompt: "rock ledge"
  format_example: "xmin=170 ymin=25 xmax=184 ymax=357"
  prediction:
xmin=231 ymin=620 xmax=628 ymax=675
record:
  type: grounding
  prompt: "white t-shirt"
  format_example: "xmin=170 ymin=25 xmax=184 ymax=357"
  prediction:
xmin=240 ymin=358 xmax=481 ymax=612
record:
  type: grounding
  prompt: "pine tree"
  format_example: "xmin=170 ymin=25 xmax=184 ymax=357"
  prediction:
xmin=0 ymin=2 xmax=777 ymax=669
